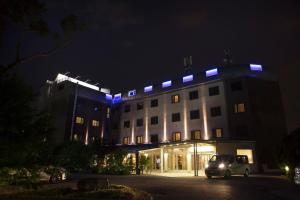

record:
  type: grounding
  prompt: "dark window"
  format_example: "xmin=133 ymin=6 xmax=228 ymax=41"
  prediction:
xmin=151 ymin=116 xmax=159 ymax=125
xmin=191 ymin=130 xmax=201 ymax=140
xmin=137 ymin=102 xmax=144 ymax=110
xmin=136 ymin=118 xmax=143 ymax=127
xmin=212 ymin=128 xmax=223 ymax=138
xmin=124 ymin=104 xmax=131 ymax=112
xmin=123 ymin=120 xmax=130 ymax=128
xmin=171 ymin=94 xmax=180 ymax=103
xmin=189 ymin=90 xmax=199 ymax=100
xmin=231 ymin=81 xmax=243 ymax=91
xmin=151 ymin=99 xmax=158 ymax=107
xmin=172 ymin=132 xmax=181 ymax=142
xmin=190 ymin=109 xmax=200 ymax=120
xmin=210 ymin=106 xmax=222 ymax=117
xmin=150 ymin=134 xmax=159 ymax=143
xmin=172 ymin=113 xmax=181 ymax=122
xmin=236 ymin=125 xmax=248 ymax=138
xmin=209 ymin=86 xmax=220 ymax=96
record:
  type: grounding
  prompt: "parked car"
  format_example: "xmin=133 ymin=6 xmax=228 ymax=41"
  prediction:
xmin=39 ymin=166 xmax=67 ymax=183
xmin=205 ymin=154 xmax=250 ymax=178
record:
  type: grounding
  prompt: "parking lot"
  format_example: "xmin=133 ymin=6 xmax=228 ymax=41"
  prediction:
xmin=71 ymin=174 xmax=300 ymax=200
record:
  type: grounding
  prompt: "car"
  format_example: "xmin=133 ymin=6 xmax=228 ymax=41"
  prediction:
xmin=39 ymin=166 xmax=67 ymax=183
xmin=205 ymin=154 xmax=250 ymax=178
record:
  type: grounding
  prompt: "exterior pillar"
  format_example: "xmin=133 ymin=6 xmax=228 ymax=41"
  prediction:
xmin=160 ymin=148 xmax=164 ymax=173
xmin=135 ymin=151 xmax=140 ymax=175
xmin=187 ymin=153 xmax=191 ymax=172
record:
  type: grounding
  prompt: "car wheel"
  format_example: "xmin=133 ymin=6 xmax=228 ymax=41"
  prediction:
xmin=244 ymin=169 xmax=249 ymax=177
xmin=224 ymin=170 xmax=231 ymax=178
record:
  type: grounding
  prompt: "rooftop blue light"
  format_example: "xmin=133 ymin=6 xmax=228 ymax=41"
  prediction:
xmin=250 ymin=64 xmax=263 ymax=71
xmin=183 ymin=75 xmax=193 ymax=83
xmin=105 ymin=94 xmax=112 ymax=101
xmin=205 ymin=68 xmax=218 ymax=77
xmin=144 ymin=85 xmax=153 ymax=93
xmin=162 ymin=80 xmax=172 ymax=88
xmin=112 ymin=93 xmax=122 ymax=104
xmin=128 ymin=90 xmax=136 ymax=97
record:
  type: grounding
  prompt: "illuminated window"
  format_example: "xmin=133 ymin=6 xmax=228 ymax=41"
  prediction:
xmin=123 ymin=137 xmax=129 ymax=145
xmin=172 ymin=132 xmax=181 ymax=142
xmin=213 ymin=128 xmax=223 ymax=138
xmin=137 ymin=102 xmax=144 ymax=110
xmin=171 ymin=94 xmax=180 ymax=103
xmin=124 ymin=104 xmax=131 ymax=112
xmin=151 ymin=99 xmax=158 ymax=107
xmin=150 ymin=116 xmax=158 ymax=125
xmin=237 ymin=149 xmax=254 ymax=164
xmin=234 ymin=103 xmax=246 ymax=113
xmin=92 ymin=120 xmax=100 ymax=127
xmin=136 ymin=136 xmax=143 ymax=144
xmin=123 ymin=120 xmax=130 ymax=128
xmin=191 ymin=130 xmax=201 ymax=140
xmin=209 ymin=86 xmax=219 ymax=96
xmin=210 ymin=106 xmax=221 ymax=117
xmin=172 ymin=113 xmax=181 ymax=122
xmin=76 ymin=117 xmax=84 ymax=124
xmin=136 ymin=118 xmax=143 ymax=127
xmin=189 ymin=90 xmax=198 ymax=100
xmin=106 ymin=107 xmax=110 ymax=118
xmin=190 ymin=109 xmax=200 ymax=120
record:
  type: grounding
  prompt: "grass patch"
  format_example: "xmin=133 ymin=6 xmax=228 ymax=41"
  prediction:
xmin=0 ymin=184 xmax=152 ymax=200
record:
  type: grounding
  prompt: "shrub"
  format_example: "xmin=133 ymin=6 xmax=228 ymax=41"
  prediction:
xmin=77 ymin=178 xmax=110 ymax=191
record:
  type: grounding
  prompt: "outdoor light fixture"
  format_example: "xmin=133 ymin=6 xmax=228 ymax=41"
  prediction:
xmin=113 ymin=93 xmax=122 ymax=104
xmin=250 ymin=64 xmax=263 ymax=71
xmin=105 ymin=94 xmax=112 ymax=101
xmin=218 ymin=163 xmax=225 ymax=169
xmin=183 ymin=75 xmax=193 ymax=83
xmin=162 ymin=80 xmax=172 ymax=88
xmin=205 ymin=68 xmax=218 ymax=77
xmin=144 ymin=85 xmax=153 ymax=93
xmin=128 ymin=89 xmax=136 ymax=97
xmin=285 ymin=165 xmax=290 ymax=172
xmin=55 ymin=73 xmax=99 ymax=91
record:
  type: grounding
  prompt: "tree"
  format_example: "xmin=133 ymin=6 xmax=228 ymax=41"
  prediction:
xmin=0 ymin=0 xmax=86 ymax=73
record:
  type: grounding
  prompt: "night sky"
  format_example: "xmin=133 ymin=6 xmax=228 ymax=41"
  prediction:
xmin=1 ymin=0 xmax=300 ymax=132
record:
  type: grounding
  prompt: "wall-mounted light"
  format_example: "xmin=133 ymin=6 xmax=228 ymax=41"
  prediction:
xmin=205 ymin=68 xmax=218 ymax=77
xmin=105 ymin=94 xmax=112 ymax=101
xmin=144 ymin=85 xmax=153 ymax=93
xmin=250 ymin=64 xmax=263 ymax=71
xmin=113 ymin=93 xmax=122 ymax=104
xmin=128 ymin=90 xmax=136 ymax=97
xmin=162 ymin=80 xmax=172 ymax=88
xmin=183 ymin=75 xmax=193 ymax=83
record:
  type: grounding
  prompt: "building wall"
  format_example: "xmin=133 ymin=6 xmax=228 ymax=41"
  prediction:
xmin=119 ymin=80 xmax=230 ymax=144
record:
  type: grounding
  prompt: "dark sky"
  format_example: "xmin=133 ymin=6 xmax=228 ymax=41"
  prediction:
xmin=1 ymin=0 xmax=300 ymax=132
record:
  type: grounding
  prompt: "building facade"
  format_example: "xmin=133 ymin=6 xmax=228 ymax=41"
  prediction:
xmin=41 ymin=63 xmax=287 ymax=175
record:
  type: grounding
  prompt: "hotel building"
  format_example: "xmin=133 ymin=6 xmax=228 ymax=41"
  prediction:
xmin=41 ymin=63 xmax=287 ymax=175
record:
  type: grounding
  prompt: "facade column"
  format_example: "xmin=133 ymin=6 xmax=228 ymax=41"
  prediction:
xmin=160 ymin=147 xmax=164 ymax=173
xmin=187 ymin=153 xmax=191 ymax=172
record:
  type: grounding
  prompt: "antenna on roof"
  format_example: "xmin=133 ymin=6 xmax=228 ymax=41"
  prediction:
xmin=223 ymin=49 xmax=233 ymax=66
xmin=74 ymin=76 xmax=80 ymax=79
xmin=184 ymin=56 xmax=192 ymax=73
xmin=85 ymin=79 xmax=91 ymax=83
xmin=94 ymin=82 xmax=100 ymax=86
xmin=64 ymin=71 xmax=70 ymax=76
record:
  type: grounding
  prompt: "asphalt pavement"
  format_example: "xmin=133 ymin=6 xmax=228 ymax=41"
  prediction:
xmin=70 ymin=174 xmax=300 ymax=200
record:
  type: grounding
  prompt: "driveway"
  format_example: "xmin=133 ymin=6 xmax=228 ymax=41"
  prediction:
xmin=71 ymin=174 xmax=299 ymax=200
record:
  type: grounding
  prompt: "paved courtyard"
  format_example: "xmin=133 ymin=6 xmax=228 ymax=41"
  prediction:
xmin=72 ymin=174 xmax=300 ymax=200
